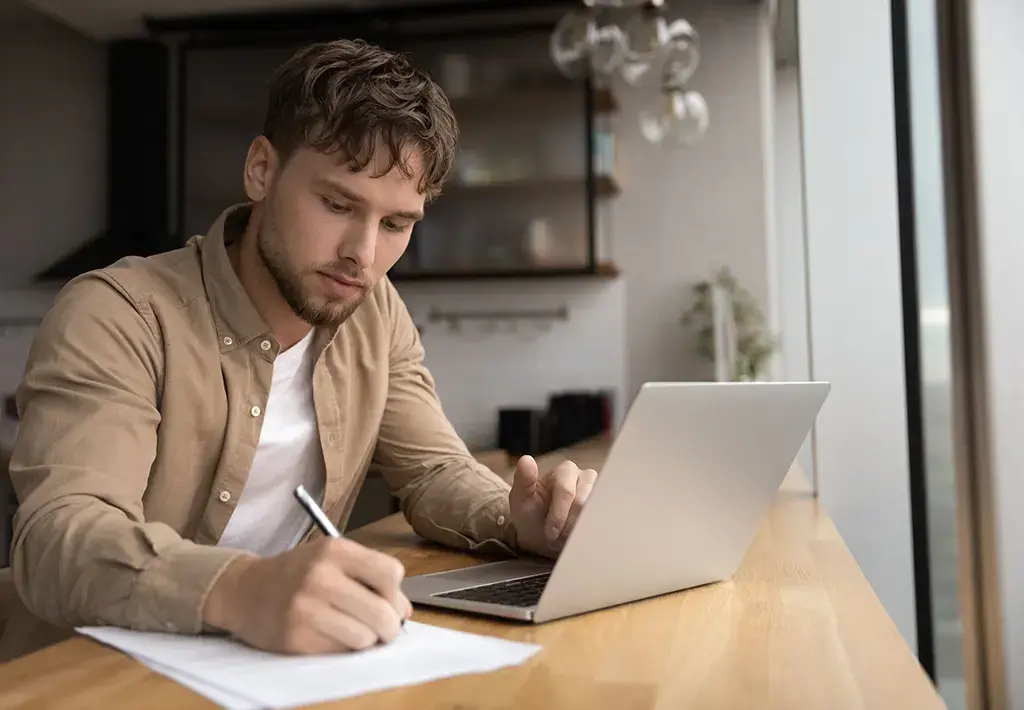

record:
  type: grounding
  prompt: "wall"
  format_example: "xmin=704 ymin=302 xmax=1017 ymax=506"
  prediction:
xmin=607 ymin=1 xmax=775 ymax=399
xmin=966 ymin=0 xmax=1024 ymax=705
xmin=397 ymin=279 xmax=626 ymax=449
xmin=0 ymin=2 xmax=106 ymax=401
xmin=772 ymin=64 xmax=813 ymax=479
xmin=796 ymin=0 xmax=918 ymax=649
xmin=0 ymin=2 xmax=107 ymax=287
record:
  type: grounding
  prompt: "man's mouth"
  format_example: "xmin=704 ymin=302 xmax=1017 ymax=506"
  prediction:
xmin=319 ymin=270 xmax=367 ymax=295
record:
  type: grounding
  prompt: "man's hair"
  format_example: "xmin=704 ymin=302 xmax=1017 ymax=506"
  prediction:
xmin=263 ymin=38 xmax=458 ymax=199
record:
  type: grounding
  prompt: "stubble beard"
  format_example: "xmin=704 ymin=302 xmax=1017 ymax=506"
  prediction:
xmin=256 ymin=213 xmax=367 ymax=328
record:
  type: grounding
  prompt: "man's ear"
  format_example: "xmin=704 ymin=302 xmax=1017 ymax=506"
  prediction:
xmin=243 ymin=136 xmax=279 ymax=202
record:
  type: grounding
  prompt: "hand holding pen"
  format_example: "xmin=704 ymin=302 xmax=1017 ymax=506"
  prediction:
xmin=201 ymin=486 xmax=412 ymax=655
xmin=293 ymin=485 xmax=407 ymax=633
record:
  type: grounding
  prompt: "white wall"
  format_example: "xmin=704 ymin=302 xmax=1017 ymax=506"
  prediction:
xmin=398 ymin=279 xmax=626 ymax=449
xmin=966 ymin=0 xmax=1024 ymax=705
xmin=608 ymin=1 xmax=776 ymax=399
xmin=0 ymin=2 xmax=106 ymax=400
xmin=773 ymin=65 xmax=813 ymax=480
xmin=797 ymin=0 xmax=918 ymax=650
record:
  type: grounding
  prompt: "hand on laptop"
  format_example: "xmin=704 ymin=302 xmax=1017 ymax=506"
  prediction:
xmin=202 ymin=537 xmax=412 ymax=654
xmin=509 ymin=456 xmax=598 ymax=558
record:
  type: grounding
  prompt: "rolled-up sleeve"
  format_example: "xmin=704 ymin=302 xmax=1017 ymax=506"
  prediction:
xmin=9 ymin=274 xmax=244 ymax=634
xmin=371 ymin=281 xmax=519 ymax=556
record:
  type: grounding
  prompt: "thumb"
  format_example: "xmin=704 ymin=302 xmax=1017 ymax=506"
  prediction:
xmin=513 ymin=455 xmax=539 ymax=489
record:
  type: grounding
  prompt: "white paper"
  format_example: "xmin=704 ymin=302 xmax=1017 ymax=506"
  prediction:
xmin=135 ymin=658 xmax=263 ymax=710
xmin=77 ymin=621 xmax=541 ymax=710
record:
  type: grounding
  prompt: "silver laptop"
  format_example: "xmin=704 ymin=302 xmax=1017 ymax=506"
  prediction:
xmin=402 ymin=381 xmax=830 ymax=623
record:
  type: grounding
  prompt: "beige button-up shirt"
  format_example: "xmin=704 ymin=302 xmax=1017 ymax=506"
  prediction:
xmin=0 ymin=205 xmax=517 ymax=661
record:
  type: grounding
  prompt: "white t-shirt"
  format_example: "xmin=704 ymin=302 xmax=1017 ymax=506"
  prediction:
xmin=217 ymin=329 xmax=326 ymax=556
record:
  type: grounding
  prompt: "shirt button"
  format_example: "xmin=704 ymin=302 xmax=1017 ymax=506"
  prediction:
xmin=222 ymin=336 xmax=233 ymax=346
xmin=260 ymin=339 xmax=272 ymax=352
xmin=497 ymin=515 xmax=506 ymax=526
xmin=218 ymin=490 xmax=231 ymax=503
xmin=250 ymin=405 xmax=262 ymax=417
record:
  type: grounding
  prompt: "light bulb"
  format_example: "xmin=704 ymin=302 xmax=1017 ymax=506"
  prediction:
xmin=586 ymin=23 xmax=628 ymax=76
xmin=662 ymin=18 xmax=701 ymax=84
xmin=550 ymin=11 xmax=594 ymax=78
xmin=550 ymin=11 xmax=628 ymax=79
xmin=639 ymin=89 xmax=709 ymax=146
xmin=623 ymin=16 xmax=700 ymax=88
xmin=621 ymin=2 xmax=666 ymax=60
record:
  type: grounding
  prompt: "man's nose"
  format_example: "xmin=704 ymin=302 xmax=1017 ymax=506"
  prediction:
xmin=338 ymin=219 xmax=377 ymax=270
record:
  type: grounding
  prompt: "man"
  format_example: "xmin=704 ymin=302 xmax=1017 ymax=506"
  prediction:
xmin=0 ymin=39 xmax=597 ymax=661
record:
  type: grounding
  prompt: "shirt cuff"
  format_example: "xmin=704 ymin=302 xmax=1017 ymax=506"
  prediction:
xmin=465 ymin=492 xmax=519 ymax=556
xmin=125 ymin=543 xmax=248 ymax=634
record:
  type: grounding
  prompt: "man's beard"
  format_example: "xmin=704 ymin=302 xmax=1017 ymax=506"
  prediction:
xmin=256 ymin=213 xmax=368 ymax=328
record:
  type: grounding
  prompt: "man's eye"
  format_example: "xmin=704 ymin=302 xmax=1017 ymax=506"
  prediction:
xmin=322 ymin=196 xmax=350 ymax=213
xmin=382 ymin=220 xmax=409 ymax=233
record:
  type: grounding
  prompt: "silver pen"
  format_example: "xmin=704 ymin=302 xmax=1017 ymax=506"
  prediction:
xmin=294 ymin=484 xmax=341 ymax=538
xmin=293 ymin=485 xmax=407 ymax=632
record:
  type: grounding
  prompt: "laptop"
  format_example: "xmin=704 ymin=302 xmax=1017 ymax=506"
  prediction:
xmin=402 ymin=380 xmax=830 ymax=623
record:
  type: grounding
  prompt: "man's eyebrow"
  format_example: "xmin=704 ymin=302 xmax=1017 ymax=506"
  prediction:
xmin=316 ymin=179 xmax=423 ymax=221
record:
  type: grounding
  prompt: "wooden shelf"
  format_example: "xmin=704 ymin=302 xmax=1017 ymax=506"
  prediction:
xmin=390 ymin=261 xmax=620 ymax=282
xmin=189 ymin=89 xmax=619 ymax=132
xmin=443 ymin=175 xmax=620 ymax=197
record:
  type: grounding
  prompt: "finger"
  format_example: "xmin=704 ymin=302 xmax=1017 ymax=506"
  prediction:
xmin=512 ymin=455 xmax=539 ymax=490
xmin=331 ymin=575 xmax=403 ymax=643
xmin=309 ymin=607 xmax=381 ymax=653
xmin=334 ymin=543 xmax=407 ymax=613
xmin=561 ymin=469 xmax=597 ymax=542
xmin=544 ymin=463 xmax=579 ymax=542
xmin=282 ymin=599 xmax=378 ymax=655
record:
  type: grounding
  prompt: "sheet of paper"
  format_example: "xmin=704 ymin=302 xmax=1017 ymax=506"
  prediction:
xmin=134 ymin=658 xmax=263 ymax=710
xmin=77 ymin=621 xmax=541 ymax=709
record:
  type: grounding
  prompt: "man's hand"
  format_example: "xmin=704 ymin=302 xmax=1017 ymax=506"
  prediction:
xmin=509 ymin=455 xmax=598 ymax=558
xmin=203 ymin=538 xmax=413 ymax=655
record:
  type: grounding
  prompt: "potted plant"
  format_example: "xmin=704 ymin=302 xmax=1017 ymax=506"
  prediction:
xmin=681 ymin=267 xmax=776 ymax=381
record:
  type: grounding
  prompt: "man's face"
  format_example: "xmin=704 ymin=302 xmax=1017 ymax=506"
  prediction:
xmin=243 ymin=139 xmax=425 ymax=327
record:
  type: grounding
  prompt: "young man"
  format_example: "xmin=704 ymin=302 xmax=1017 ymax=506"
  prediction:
xmin=0 ymin=39 xmax=597 ymax=661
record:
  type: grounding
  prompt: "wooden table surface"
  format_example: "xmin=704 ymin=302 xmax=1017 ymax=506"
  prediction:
xmin=0 ymin=439 xmax=944 ymax=710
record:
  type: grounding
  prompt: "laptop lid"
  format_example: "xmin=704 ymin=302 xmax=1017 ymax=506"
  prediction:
xmin=533 ymin=381 xmax=830 ymax=623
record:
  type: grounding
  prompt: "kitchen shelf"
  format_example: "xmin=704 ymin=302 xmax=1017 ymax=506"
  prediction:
xmin=390 ymin=261 xmax=620 ymax=282
xmin=443 ymin=175 xmax=620 ymax=198
xmin=189 ymin=88 xmax=619 ymax=132
xmin=173 ymin=18 xmax=617 ymax=275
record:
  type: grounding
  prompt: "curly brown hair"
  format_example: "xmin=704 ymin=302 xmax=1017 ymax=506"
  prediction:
xmin=263 ymin=38 xmax=459 ymax=200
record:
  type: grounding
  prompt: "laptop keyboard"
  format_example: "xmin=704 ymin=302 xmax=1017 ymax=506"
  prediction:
xmin=434 ymin=572 xmax=551 ymax=607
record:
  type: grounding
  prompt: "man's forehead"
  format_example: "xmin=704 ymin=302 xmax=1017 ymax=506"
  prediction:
xmin=344 ymin=143 xmax=425 ymax=182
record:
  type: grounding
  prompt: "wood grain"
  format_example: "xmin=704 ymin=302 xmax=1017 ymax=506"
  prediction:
xmin=0 ymin=440 xmax=943 ymax=710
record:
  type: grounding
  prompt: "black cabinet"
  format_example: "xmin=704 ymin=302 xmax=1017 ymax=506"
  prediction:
xmin=155 ymin=1 xmax=617 ymax=280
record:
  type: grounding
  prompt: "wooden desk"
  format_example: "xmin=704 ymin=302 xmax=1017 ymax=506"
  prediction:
xmin=0 ymin=441 xmax=944 ymax=710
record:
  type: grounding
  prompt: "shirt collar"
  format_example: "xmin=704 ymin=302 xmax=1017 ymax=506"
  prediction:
xmin=199 ymin=203 xmax=272 ymax=352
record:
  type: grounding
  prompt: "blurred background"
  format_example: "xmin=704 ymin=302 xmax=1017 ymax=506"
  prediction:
xmin=1 ymin=1 xmax=1021 ymax=708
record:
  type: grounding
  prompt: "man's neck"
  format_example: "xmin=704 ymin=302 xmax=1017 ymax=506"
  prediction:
xmin=228 ymin=210 xmax=312 ymax=351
